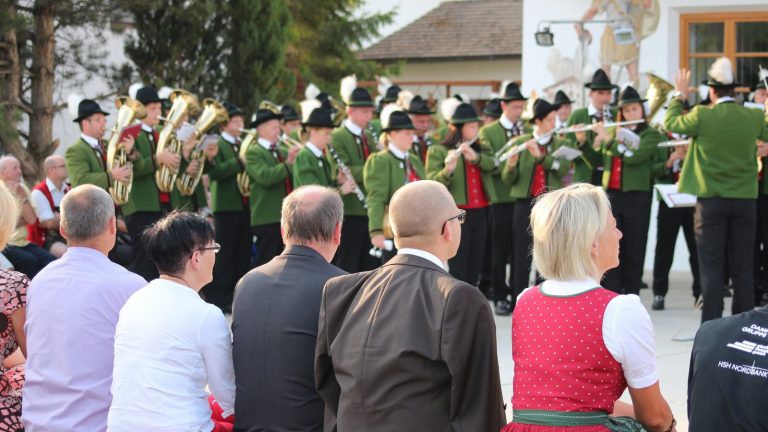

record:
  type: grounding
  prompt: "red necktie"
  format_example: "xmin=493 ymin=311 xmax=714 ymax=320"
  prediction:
xmin=360 ymin=134 xmax=371 ymax=160
xmin=271 ymin=144 xmax=293 ymax=195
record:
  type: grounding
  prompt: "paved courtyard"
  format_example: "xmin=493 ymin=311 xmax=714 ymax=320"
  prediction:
xmin=496 ymin=271 xmax=712 ymax=432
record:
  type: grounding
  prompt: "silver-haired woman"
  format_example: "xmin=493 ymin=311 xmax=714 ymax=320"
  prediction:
xmin=502 ymin=183 xmax=676 ymax=432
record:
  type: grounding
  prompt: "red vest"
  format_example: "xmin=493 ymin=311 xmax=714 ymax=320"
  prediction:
xmin=459 ymin=159 xmax=488 ymax=209
xmin=529 ymin=145 xmax=549 ymax=198
xmin=27 ymin=180 xmax=70 ymax=246
xmin=511 ymin=286 xmax=626 ymax=420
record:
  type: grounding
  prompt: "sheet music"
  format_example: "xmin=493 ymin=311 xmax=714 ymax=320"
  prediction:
xmin=616 ymin=127 xmax=641 ymax=150
xmin=551 ymin=146 xmax=583 ymax=161
xmin=654 ymin=183 xmax=697 ymax=208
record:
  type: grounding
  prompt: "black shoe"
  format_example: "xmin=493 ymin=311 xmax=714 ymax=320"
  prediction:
xmin=723 ymin=287 xmax=732 ymax=298
xmin=494 ymin=301 xmax=512 ymax=316
xmin=761 ymin=293 xmax=768 ymax=307
xmin=652 ymin=295 xmax=665 ymax=311
xmin=640 ymin=281 xmax=649 ymax=289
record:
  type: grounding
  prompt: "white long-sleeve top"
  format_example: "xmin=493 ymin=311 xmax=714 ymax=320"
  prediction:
xmin=107 ymin=278 xmax=235 ymax=432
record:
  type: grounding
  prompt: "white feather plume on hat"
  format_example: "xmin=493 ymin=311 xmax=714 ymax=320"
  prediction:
xmin=157 ymin=86 xmax=173 ymax=100
xmin=305 ymin=83 xmax=321 ymax=101
xmin=380 ymin=103 xmax=400 ymax=130
xmin=396 ymin=90 xmax=414 ymax=110
xmin=708 ymin=57 xmax=734 ymax=85
xmin=300 ymin=99 xmax=322 ymax=124
xmin=378 ymin=76 xmax=393 ymax=96
xmin=340 ymin=75 xmax=357 ymax=105
xmin=698 ymin=85 xmax=709 ymax=100
xmin=128 ymin=83 xmax=142 ymax=100
xmin=440 ymin=97 xmax=462 ymax=122
xmin=500 ymin=80 xmax=512 ymax=94
xmin=67 ymin=93 xmax=85 ymax=119
xmin=759 ymin=66 xmax=768 ymax=81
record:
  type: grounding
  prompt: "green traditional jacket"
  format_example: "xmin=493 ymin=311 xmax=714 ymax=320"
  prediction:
xmin=425 ymin=143 xmax=496 ymax=206
xmin=664 ymin=98 xmax=768 ymax=199
xmin=327 ymin=124 xmax=377 ymax=217
xmin=293 ymin=145 xmax=334 ymax=187
xmin=565 ymin=107 xmax=617 ymax=183
xmin=65 ymin=138 xmax=111 ymax=190
xmin=208 ymin=135 xmax=247 ymax=213
xmin=363 ymin=148 xmax=426 ymax=235
xmin=601 ymin=125 xmax=664 ymax=192
xmin=121 ymin=124 xmax=162 ymax=216
xmin=478 ymin=119 xmax=531 ymax=204
xmin=500 ymin=133 xmax=570 ymax=199
xmin=245 ymin=140 xmax=292 ymax=226
xmin=171 ymin=182 xmax=207 ymax=212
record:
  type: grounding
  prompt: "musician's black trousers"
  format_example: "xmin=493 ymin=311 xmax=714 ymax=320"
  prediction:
xmin=448 ymin=207 xmax=487 ymax=286
xmin=251 ymin=223 xmax=283 ymax=268
xmin=696 ymin=197 xmax=756 ymax=323
xmin=652 ymin=201 xmax=700 ymax=298
xmin=204 ymin=208 xmax=252 ymax=311
xmin=489 ymin=203 xmax=515 ymax=303
xmin=333 ymin=215 xmax=378 ymax=273
xmin=602 ymin=190 xmax=652 ymax=295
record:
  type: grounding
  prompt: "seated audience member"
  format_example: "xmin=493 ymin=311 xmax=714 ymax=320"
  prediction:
xmin=0 ymin=155 xmax=56 ymax=278
xmin=0 ymin=181 xmax=29 ymax=429
xmin=28 ymin=155 xmax=70 ymax=257
xmin=107 ymin=211 xmax=235 ymax=431
xmin=501 ymin=183 xmax=675 ymax=432
xmin=233 ymin=185 xmax=346 ymax=431
xmin=22 ymin=185 xmax=145 ymax=431
xmin=315 ymin=180 xmax=506 ymax=431
xmin=688 ymin=304 xmax=768 ymax=431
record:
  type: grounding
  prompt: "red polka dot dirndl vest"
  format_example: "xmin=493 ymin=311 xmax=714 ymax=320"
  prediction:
xmin=503 ymin=285 xmax=627 ymax=432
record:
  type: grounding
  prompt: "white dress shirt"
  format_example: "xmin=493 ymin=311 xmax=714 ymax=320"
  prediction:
xmin=387 ymin=144 xmax=408 ymax=160
xmin=519 ymin=278 xmax=659 ymax=389
xmin=258 ymin=137 xmax=274 ymax=151
xmin=499 ymin=115 xmax=517 ymax=130
xmin=80 ymin=134 xmax=100 ymax=149
xmin=107 ymin=278 xmax=235 ymax=432
xmin=397 ymin=248 xmax=445 ymax=270
xmin=343 ymin=118 xmax=363 ymax=136
xmin=30 ymin=178 xmax=66 ymax=222
xmin=221 ymin=132 xmax=237 ymax=144
xmin=306 ymin=142 xmax=323 ymax=158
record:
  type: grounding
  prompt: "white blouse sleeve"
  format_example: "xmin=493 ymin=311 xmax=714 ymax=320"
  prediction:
xmin=602 ymin=294 xmax=659 ymax=389
xmin=30 ymin=188 xmax=54 ymax=221
xmin=199 ymin=307 xmax=236 ymax=417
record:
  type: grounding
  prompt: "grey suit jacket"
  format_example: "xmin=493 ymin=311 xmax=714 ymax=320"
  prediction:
xmin=232 ymin=245 xmax=347 ymax=432
xmin=315 ymin=253 xmax=506 ymax=432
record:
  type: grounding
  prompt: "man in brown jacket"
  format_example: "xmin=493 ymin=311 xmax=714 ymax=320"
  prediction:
xmin=315 ymin=180 xmax=506 ymax=432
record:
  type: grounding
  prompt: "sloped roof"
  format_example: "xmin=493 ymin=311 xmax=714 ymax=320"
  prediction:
xmin=358 ymin=0 xmax=522 ymax=61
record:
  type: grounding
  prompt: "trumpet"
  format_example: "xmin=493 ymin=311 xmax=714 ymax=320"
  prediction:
xmin=657 ymin=138 xmax=692 ymax=148
xmin=176 ymin=98 xmax=229 ymax=196
xmin=106 ymin=96 xmax=146 ymax=205
xmin=327 ymin=145 xmax=366 ymax=208
xmin=279 ymin=134 xmax=304 ymax=149
xmin=236 ymin=127 xmax=258 ymax=197
xmin=155 ymin=89 xmax=200 ymax=193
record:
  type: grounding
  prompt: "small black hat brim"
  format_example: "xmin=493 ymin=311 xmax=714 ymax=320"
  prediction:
xmin=702 ymin=79 xmax=741 ymax=88
xmin=250 ymin=112 xmax=283 ymax=128
xmin=73 ymin=109 xmax=110 ymax=123
xmin=584 ymin=83 xmax=618 ymax=90
xmin=617 ymin=98 xmax=647 ymax=108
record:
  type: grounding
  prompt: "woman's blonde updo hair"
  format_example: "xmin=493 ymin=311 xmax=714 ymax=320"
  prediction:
xmin=0 ymin=181 xmax=20 ymax=250
xmin=530 ymin=183 xmax=612 ymax=281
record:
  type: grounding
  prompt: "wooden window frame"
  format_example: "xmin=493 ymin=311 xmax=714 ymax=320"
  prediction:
xmin=680 ymin=12 xmax=768 ymax=93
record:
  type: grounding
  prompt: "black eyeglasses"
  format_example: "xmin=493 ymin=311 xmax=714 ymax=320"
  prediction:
xmin=197 ymin=243 xmax=221 ymax=254
xmin=441 ymin=210 xmax=466 ymax=235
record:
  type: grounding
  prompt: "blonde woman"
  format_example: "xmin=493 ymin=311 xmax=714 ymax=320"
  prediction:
xmin=0 ymin=181 xmax=29 ymax=430
xmin=502 ymin=184 xmax=675 ymax=432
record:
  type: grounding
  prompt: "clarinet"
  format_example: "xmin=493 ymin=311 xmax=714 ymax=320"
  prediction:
xmin=327 ymin=145 xmax=367 ymax=208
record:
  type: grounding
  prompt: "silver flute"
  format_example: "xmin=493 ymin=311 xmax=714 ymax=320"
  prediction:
xmin=327 ymin=145 xmax=367 ymax=208
xmin=444 ymin=137 xmax=479 ymax=164
xmin=657 ymin=138 xmax=691 ymax=147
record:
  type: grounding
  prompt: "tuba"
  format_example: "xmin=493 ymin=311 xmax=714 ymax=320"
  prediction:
xmin=176 ymin=98 xmax=229 ymax=196
xmin=646 ymin=73 xmax=674 ymax=122
xmin=106 ymin=96 xmax=146 ymax=204
xmin=236 ymin=127 xmax=258 ymax=197
xmin=155 ymin=89 xmax=200 ymax=193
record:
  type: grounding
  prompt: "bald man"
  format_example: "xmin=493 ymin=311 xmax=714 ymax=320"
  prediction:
xmin=28 ymin=155 xmax=70 ymax=257
xmin=315 ymin=180 xmax=505 ymax=432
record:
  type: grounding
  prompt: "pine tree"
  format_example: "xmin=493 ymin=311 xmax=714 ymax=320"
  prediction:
xmin=227 ymin=0 xmax=292 ymax=113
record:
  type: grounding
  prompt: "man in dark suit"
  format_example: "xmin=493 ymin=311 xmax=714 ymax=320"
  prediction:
xmin=232 ymin=185 xmax=346 ymax=432
xmin=315 ymin=180 xmax=506 ymax=432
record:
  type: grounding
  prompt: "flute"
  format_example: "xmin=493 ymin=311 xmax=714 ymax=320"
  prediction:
xmin=560 ymin=119 xmax=645 ymax=134
xmin=327 ymin=145 xmax=367 ymax=208
xmin=497 ymin=143 xmax=529 ymax=163
xmin=657 ymin=138 xmax=691 ymax=148
xmin=444 ymin=137 xmax=478 ymax=164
